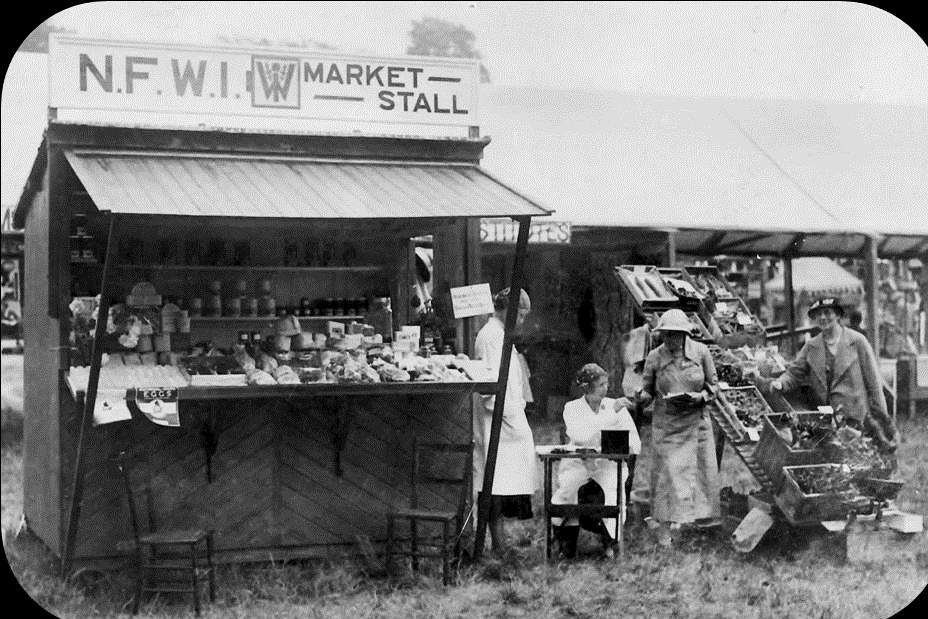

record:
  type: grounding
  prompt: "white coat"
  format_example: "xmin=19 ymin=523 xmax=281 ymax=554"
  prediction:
xmin=473 ymin=317 xmax=537 ymax=496
xmin=552 ymin=396 xmax=641 ymax=533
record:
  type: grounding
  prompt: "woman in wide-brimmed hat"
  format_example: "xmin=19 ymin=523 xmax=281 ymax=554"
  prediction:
xmin=637 ymin=309 xmax=720 ymax=546
xmin=767 ymin=296 xmax=898 ymax=452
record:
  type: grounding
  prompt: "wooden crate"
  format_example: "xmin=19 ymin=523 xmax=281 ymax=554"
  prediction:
xmin=754 ymin=413 xmax=832 ymax=492
xmin=615 ymin=265 xmax=679 ymax=311
xmin=776 ymin=464 xmax=860 ymax=524
xmin=718 ymin=385 xmax=774 ymax=441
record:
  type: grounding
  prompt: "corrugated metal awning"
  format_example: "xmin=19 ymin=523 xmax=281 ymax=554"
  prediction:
xmin=63 ymin=149 xmax=550 ymax=220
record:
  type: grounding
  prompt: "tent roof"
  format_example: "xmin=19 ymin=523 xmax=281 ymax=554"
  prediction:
xmin=479 ymin=86 xmax=927 ymax=257
xmin=766 ymin=257 xmax=863 ymax=296
xmin=1 ymin=52 xmax=47 ymax=209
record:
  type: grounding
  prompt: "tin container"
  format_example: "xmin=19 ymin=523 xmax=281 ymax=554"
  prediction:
xmin=224 ymin=296 xmax=242 ymax=317
xmin=243 ymin=297 xmax=258 ymax=317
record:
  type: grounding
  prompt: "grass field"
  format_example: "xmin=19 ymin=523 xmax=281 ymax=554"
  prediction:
xmin=2 ymin=351 xmax=927 ymax=618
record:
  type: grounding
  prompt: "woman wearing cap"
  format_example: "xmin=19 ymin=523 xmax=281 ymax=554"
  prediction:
xmin=473 ymin=287 xmax=536 ymax=556
xmin=637 ymin=309 xmax=720 ymax=546
xmin=551 ymin=363 xmax=641 ymax=558
xmin=767 ymin=297 xmax=897 ymax=452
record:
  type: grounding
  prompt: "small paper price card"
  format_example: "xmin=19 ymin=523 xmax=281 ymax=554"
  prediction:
xmin=450 ymin=283 xmax=495 ymax=319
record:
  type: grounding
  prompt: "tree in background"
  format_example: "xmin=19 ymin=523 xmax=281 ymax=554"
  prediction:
xmin=18 ymin=20 xmax=75 ymax=53
xmin=407 ymin=16 xmax=491 ymax=83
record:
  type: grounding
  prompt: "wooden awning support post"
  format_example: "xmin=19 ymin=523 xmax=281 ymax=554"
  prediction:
xmin=61 ymin=215 xmax=120 ymax=579
xmin=473 ymin=216 xmax=530 ymax=561
xmin=783 ymin=257 xmax=796 ymax=355
xmin=865 ymin=234 xmax=881 ymax=355
xmin=665 ymin=229 xmax=677 ymax=267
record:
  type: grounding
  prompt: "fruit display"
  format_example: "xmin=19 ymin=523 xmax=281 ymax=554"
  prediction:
xmin=827 ymin=426 xmax=896 ymax=481
xmin=789 ymin=465 xmax=855 ymax=495
xmin=662 ymin=276 xmax=702 ymax=301
xmin=686 ymin=268 xmax=735 ymax=300
xmin=719 ymin=386 xmax=772 ymax=436
xmin=775 ymin=412 xmax=836 ymax=451
xmin=615 ymin=266 xmax=678 ymax=306
xmin=712 ymin=299 xmax=760 ymax=335
xmin=710 ymin=346 xmax=750 ymax=386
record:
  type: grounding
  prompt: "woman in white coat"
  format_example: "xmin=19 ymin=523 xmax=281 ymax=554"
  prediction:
xmin=473 ymin=288 xmax=536 ymax=556
xmin=552 ymin=364 xmax=641 ymax=558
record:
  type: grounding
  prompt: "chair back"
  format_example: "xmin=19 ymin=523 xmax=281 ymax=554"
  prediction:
xmin=410 ymin=438 xmax=473 ymax=523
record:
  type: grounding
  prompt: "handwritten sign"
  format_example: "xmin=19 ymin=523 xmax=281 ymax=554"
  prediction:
xmin=450 ymin=283 xmax=495 ymax=319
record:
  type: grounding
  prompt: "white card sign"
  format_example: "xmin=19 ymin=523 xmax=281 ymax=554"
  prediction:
xmin=450 ymin=283 xmax=495 ymax=319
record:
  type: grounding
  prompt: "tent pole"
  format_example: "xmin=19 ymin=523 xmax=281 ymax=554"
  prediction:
xmin=473 ymin=216 xmax=530 ymax=561
xmin=784 ymin=257 xmax=796 ymax=355
xmin=864 ymin=235 xmax=880 ymax=355
xmin=665 ymin=229 xmax=677 ymax=267
xmin=61 ymin=215 xmax=119 ymax=579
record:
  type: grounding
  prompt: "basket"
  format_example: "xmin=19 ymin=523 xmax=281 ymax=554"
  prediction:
xmin=776 ymin=464 xmax=859 ymax=523
xmin=755 ymin=412 xmax=832 ymax=492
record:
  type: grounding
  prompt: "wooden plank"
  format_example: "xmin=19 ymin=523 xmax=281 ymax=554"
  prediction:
xmin=276 ymin=498 xmax=344 ymax=545
xmin=279 ymin=441 xmax=402 ymax=518
xmin=23 ymin=165 xmax=62 ymax=555
xmin=278 ymin=466 xmax=383 ymax=539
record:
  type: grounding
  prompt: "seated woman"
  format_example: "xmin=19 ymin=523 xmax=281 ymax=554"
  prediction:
xmin=552 ymin=363 xmax=641 ymax=558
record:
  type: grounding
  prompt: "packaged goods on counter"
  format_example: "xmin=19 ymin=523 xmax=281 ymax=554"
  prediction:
xmin=68 ymin=363 xmax=190 ymax=392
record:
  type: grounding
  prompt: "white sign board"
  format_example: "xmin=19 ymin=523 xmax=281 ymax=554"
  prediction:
xmin=480 ymin=219 xmax=571 ymax=244
xmin=450 ymin=283 xmax=495 ymax=319
xmin=49 ymin=35 xmax=479 ymax=136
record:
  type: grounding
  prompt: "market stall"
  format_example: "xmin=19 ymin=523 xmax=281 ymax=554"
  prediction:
xmin=14 ymin=36 xmax=549 ymax=573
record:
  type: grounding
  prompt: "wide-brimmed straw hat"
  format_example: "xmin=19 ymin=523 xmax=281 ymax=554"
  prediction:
xmin=654 ymin=309 xmax=692 ymax=333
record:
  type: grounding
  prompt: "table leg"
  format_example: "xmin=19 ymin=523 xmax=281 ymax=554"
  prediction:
xmin=617 ymin=461 xmax=623 ymax=558
xmin=544 ymin=459 xmax=552 ymax=562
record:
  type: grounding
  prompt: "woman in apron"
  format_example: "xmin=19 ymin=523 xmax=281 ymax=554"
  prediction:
xmin=552 ymin=363 xmax=640 ymax=558
xmin=473 ymin=288 xmax=536 ymax=556
xmin=638 ymin=309 xmax=720 ymax=547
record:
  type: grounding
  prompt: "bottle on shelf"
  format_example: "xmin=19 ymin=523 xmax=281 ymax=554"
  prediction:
xmin=206 ymin=281 xmax=223 ymax=317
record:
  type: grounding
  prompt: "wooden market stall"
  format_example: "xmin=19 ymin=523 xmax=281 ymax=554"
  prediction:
xmin=13 ymin=36 xmax=550 ymax=573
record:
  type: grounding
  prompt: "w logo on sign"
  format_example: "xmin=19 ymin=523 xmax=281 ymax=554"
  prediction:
xmin=251 ymin=56 xmax=300 ymax=108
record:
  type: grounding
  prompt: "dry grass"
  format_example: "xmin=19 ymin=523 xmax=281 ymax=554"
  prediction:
xmin=2 ymin=351 xmax=927 ymax=617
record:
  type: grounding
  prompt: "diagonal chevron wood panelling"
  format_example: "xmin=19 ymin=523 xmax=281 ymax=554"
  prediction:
xmin=66 ymin=391 xmax=475 ymax=562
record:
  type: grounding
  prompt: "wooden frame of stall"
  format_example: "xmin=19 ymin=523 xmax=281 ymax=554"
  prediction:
xmin=15 ymin=122 xmax=546 ymax=575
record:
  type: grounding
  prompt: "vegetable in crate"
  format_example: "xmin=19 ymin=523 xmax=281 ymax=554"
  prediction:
xmin=791 ymin=466 xmax=854 ymax=495
xmin=722 ymin=388 xmax=767 ymax=430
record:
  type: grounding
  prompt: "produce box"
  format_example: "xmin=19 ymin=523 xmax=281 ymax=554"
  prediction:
xmin=657 ymin=267 xmax=704 ymax=309
xmin=755 ymin=412 xmax=833 ymax=492
xmin=712 ymin=298 xmax=761 ymax=335
xmin=777 ymin=464 xmax=862 ymax=523
xmin=685 ymin=311 xmax=713 ymax=341
xmin=683 ymin=265 xmax=737 ymax=300
xmin=615 ymin=265 xmax=678 ymax=310
xmin=718 ymin=385 xmax=774 ymax=441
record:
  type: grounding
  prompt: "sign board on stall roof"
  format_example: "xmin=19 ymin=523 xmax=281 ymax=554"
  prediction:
xmin=48 ymin=35 xmax=479 ymax=137
xmin=480 ymin=219 xmax=571 ymax=244
xmin=450 ymin=283 xmax=495 ymax=319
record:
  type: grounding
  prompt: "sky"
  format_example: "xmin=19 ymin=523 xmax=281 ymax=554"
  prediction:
xmin=22 ymin=1 xmax=928 ymax=104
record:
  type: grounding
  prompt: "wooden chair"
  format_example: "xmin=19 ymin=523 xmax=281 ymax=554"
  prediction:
xmin=112 ymin=451 xmax=216 ymax=616
xmin=385 ymin=438 xmax=473 ymax=585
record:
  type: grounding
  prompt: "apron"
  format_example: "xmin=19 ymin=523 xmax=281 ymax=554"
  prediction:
xmin=473 ymin=318 xmax=537 ymax=496
xmin=648 ymin=344 xmax=721 ymax=523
